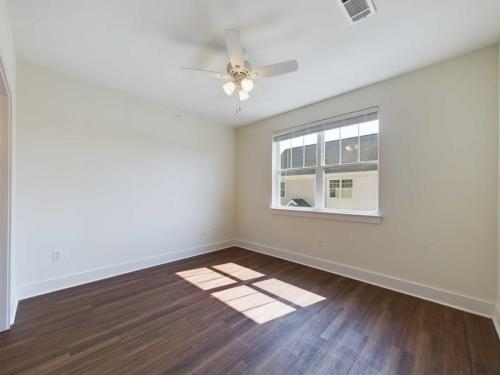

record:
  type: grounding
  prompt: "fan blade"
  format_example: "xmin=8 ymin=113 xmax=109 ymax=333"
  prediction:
xmin=250 ymin=60 xmax=298 ymax=80
xmin=182 ymin=67 xmax=231 ymax=80
xmin=225 ymin=29 xmax=245 ymax=68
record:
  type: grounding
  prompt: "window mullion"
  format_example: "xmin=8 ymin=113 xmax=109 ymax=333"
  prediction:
xmin=357 ymin=124 xmax=360 ymax=163
xmin=272 ymin=141 xmax=280 ymax=207
xmin=315 ymin=132 xmax=324 ymax=210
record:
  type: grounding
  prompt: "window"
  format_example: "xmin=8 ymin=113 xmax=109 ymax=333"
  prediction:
xmin=329 ymin=179 xmax=352 ymax=199
xmin=273 ymin=108 xmax=379 ymax=215
xmin=329 ymin=180 xmax=340 ymax=198
xmin=280 ymin=181 xmax=286 ymax=198
xmin=341 ymin=179 xmax=353 ymax=198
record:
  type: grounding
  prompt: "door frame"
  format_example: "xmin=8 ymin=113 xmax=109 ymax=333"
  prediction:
xmin=0 ymin=55 xmax=13 ymax=331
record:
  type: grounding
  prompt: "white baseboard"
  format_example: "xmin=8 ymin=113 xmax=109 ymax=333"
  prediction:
xmin=14 ymin=238 xmax=498 ymax=324
xmin=17 ymin=240 xmax=235 ymax=300
xmin=494 ymin=304 xmax=500 ymax=340
xmin=9 ymin=293 xmax=18 ymax=326
xmin=234 ymin=239 xmax=495 ymax=318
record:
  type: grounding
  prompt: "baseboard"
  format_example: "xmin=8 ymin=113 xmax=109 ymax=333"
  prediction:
xmin=234 ymin=239 xmax=495 ymax=318
xmin=17 ymin=240 xmax=235 ymax=300
xmin=494 ymin=304 xmax=500 ymax=340
xmin=9 ymin=293 xmax=18 ymax=326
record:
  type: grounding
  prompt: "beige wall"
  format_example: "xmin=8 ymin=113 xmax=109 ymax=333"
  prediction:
xmin=236 ymin=46 xmax=499 ymax=303
xmin=16 ymin=62 xmax=235 ymax=288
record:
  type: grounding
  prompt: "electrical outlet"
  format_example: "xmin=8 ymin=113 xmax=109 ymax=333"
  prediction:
xmin=51 ymin=251 xmax=61 ymax=262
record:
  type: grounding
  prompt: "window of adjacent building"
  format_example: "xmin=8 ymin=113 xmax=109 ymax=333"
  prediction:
xmin=329 ymin=179 xmax=353 ymax=199
xmin=341 ymin=179 xmax=353 ymax=198
xmin=329 ymin=179 xmax=340 ymax=198
xmin=272 ymin=108 xmax=379 ymax=214
xmin=280 ymin=181 xmax=286 ymax=198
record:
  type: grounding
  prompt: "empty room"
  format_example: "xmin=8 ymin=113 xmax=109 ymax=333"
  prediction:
xmin=1 ymin=0 xmax=500 ymax=374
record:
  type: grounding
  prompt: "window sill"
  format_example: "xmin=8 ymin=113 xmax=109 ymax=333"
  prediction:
xmin=269 ymin=206 xmax=382 ymax=224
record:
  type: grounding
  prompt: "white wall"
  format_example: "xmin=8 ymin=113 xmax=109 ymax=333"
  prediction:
xmin=0 ymin=0 xmax=16 ymax=330
xmin=236 ymin=46 xmax=499 ymax=312
xmin=16 ymin=62 xmax=235 ymax=293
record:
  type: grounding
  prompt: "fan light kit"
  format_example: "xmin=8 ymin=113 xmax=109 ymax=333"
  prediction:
xmin=223 ymin=81 xmax=236 ymax=96
xmin=183 ymin=29 xmax=299 ymax=110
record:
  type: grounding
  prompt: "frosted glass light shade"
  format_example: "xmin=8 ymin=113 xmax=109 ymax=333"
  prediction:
xmin=239 ymin=90 xmax=250 ymax=101
xmin=223 ymin=81 xmax=236 ymax=96
xmin=240 ymin=78 xmax=254 ymax=92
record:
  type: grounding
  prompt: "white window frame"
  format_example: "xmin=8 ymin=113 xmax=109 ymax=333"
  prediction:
xmin=271 ymin=107 xmax=381 ymax=224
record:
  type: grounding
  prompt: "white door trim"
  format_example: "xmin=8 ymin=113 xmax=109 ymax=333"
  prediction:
xmin=0 ymin=55 xmax=13 ymax=331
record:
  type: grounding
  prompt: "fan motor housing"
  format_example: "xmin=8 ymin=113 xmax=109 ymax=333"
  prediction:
xmin=227 ymin=61 xmax=252 ymax=81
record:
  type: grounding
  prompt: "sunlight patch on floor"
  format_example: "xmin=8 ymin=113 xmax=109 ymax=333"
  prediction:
xmin=242 ymin=300 xmax=296 ymax=324
xmin=177 ymin=263 xmax=326 ymax=324
xmin=212 ymin=263 xmax=265 ymax=281
xmin=176 ymin=268 xmax=236 ymax=290
xmin=211 ymin=285 xmax=296 ymax=324
xmin=252 ymin=278 xmax=326 ymax=307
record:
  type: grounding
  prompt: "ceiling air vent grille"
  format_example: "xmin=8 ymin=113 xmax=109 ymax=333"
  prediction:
xmin=338 ymin=0 xmax=377 ymax=24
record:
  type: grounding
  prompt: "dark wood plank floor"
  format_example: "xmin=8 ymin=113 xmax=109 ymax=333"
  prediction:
xmin=1 ymin=247 xmax=499 ymax=374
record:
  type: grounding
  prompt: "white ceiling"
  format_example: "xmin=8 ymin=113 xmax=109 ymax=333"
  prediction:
xmin=7 ymin=0 xmax=500 ymax=127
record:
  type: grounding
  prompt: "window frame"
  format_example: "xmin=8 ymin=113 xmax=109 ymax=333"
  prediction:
xmin=271 ymin=108 xmax=381 ymax=223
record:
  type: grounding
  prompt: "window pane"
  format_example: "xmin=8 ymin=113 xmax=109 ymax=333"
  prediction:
xmin=341 ymin=125 xmax=359 ymax=164
xmin=304 ymin=133 xmax=318 ymax=168
xmin=279 ymin=140 xmax=292 ymax=169
xmin=325 ymin=139 xmax=340 ymax=165
xmin=359 ymin=120 xmax=378 ymax=136
xmin=360 ymin=121 xmax=379 ymax=162
xmin=291 ymin=136 xmax=303 ymax=148
xmin=304 ymin=134 xmax=317 ymax=145
xmin=279 ymin=170 xmax=315 ymax=208
xmin=325 ymin=129 xmax=340 ymax=142
xmin=324 ymin=171 xmax=377 ymax=211
xmin=281 ymin=149 xmax=291 ymax=169
xmin=291 ymin=147 xmax=303 ymax=168
xmin=304 ymin=144 xmax=316 ymax=167
xmin=324 ymin=128 xmax=340 ymax=165
xmin=341 ymin=124 xmax=358 ymax=139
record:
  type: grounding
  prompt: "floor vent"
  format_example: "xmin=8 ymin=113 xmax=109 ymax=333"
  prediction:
xmin=338 ymin=0 xmax=377 ymax=24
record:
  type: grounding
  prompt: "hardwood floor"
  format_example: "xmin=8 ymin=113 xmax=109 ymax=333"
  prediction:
xmin=1 ymin=247 xmax=499 ymax=374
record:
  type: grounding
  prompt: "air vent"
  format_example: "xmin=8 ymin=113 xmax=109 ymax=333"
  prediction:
xmin=337 ymin=0 xmax=377 ymax=24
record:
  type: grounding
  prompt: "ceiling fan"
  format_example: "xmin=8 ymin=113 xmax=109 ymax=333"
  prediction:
xmin=183 ymin=29 xmax=298 ymax=104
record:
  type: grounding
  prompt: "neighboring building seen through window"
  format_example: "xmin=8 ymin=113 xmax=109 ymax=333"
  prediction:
xmin=329 ymin=180 xmax=340 ymax=198
xmin=273 ymin=109 xmax=379 ymax=213
xmin=280 ymin=181 xmax=286 ymax=198
xmin=329 ymin=179 xmax=353 ymax=199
